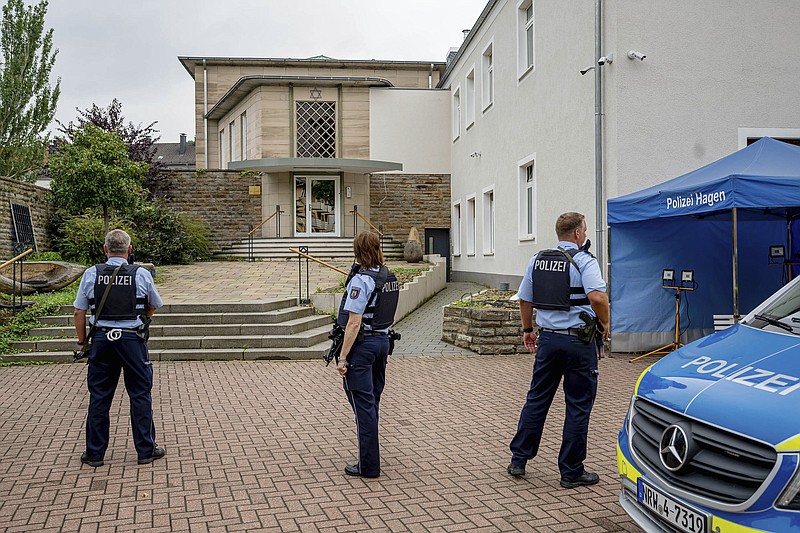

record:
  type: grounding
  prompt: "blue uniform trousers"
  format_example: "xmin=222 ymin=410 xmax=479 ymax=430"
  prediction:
xmin=85 ymin=331 xmax=156 ymax=461
xmin=343 ymin=335 xmax=390 ymax=477
xmin=510 ymin=330 xmax=598 ymax=480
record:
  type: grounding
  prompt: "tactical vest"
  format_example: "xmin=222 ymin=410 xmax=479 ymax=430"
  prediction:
xmin=90 ymin=264 xmax=147 ymax=321
xmin=337 ymin=266 xmax=400 ymax=330
xmin=529 ymin=249 xmax=591 ymax=311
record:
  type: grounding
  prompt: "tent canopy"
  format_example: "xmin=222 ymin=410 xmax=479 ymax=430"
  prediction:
xmin=607 ymin=138 xmax=800 ymax=352
xmin=608 ymin=138 xmax=800 ymax=223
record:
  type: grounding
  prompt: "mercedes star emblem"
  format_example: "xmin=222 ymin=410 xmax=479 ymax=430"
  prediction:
xmin=659 ymin=424 xmax=689 ymax=472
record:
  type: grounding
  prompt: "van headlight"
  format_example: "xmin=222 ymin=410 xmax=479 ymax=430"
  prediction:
xmin=777 ymin=469 xmax=800 ymax=510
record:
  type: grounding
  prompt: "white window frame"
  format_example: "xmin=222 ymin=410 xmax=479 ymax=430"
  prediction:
xmin=219 ymin=130 xmax=225 ymax=168
xmin=465 ymin=67 xmax=476 ymax=129
xmin=240 ymin=112 xmax=247 ymax=160
xmin=482 ymin=186 xmax=495 ymax=255
xmin=229 ymin=121 xmax=235 ymax=162
xmin=738 ymin=127 xmax=800 ymax=149
xmin=518 ymin=153 xmax=537 ymax=241
xmin=482 ymin=41 xmax=494 ymax=112
xmin=466 ymin=194 xmax=476 ymax=256
xmin=452 ymin=85 xmax=461 ymax=141
xmin=517 ymin=0 xmax=534 ymax=79
xmin=452 ymin=201 xmax=462 ymax=256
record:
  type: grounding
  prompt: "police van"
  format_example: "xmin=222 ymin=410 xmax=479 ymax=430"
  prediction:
xmin=617 ymin=275 xmax=800 ymax=532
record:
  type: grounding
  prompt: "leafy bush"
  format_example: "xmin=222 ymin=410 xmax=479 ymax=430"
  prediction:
xmin=177 ymin=212 xmax=211 ymax=261
xmin=130 ymin=201 xmax=211 ymax=265
xmin=52 ymin=214 xmax=134 ymax=266
xmin=27 ymin=251 xmax=63 ymax=262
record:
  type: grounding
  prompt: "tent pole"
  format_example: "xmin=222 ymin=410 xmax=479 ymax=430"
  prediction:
xmin=732 ymin=207 xmax=739 ymax=321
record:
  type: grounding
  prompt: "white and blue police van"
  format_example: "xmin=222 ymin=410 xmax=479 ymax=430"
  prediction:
xmin=618 ymin=275 xmax=800 ymax=532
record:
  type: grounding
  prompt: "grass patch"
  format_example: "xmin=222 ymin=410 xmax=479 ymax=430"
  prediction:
xmin=0 ymin=281 xmax=79 ymax=355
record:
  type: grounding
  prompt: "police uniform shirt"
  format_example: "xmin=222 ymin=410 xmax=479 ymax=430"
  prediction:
xmin=73 ymin=257 xmax=164 ymax=329
xmin=343 ymin=268 xmax=386 ymax=332
xmin=517 ymin=241 xmax=606 ymax=330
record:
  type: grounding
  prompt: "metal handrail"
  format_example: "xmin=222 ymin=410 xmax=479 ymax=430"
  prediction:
xmin=288 ymin=248 xmax=348 ymax=275
xmin=349 ymin=209 xmax=384 ymax=236
xmin=0 ymin=248 xmax=33 ymax=270
xmin=248 ymin=207 xmax=285 ymax=236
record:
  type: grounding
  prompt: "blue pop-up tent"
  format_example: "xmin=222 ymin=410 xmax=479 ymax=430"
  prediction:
xmin=607 ymin=138 xmax=800 ymax=352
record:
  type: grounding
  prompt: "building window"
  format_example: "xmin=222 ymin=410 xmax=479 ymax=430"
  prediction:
xmin=229 ymin=121 xmax=235 ymax=162
xmin=466 ymin=68 xmax=475 ymax=128
xmin=466 ymin=195 xmax=476 ymax=256
xmin=453 ymin=201 xmax=462 ymax=256
xmin=452 ymin=86 xmax=461 ymax=141
xmin=482 ymin=187 xmax=495 ymax=255
xmin=737 ymin=127 xmax=800 ymax=149
xmin=219 ymin=130 xmax=225 ymax=168
xmin=518 ymin=155 xmax=536 ymax=240
xmin=296 ymin=101 xmax=336 ymax=158
xmin=240 ymin=112 xmax=247 ymax=160
xmin=518 ymin=0 xmax=534 ymax=77
xmin=482 ymin=42 xmax=494 ymax=111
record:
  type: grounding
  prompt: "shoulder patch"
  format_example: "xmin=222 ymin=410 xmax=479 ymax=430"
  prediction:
xmin=349 ymin=288 xmax=360 ymax=299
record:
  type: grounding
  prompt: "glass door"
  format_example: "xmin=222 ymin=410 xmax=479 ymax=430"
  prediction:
xmin=294 ymin=176 xmax=339 ymax=236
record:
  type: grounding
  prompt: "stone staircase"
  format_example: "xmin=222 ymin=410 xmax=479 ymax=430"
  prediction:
xmin=2 ymin=298 xmax=335 ymax=363
xmin=217 ymin=236 xmax=404 ymax=260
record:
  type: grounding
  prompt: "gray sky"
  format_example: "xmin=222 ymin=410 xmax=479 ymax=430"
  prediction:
xmin=43 ymin=0 xmax=487 ymax=144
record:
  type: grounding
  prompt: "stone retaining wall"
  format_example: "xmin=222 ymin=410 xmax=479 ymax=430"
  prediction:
xmin=0 ymin=176 xmax=53 ymax=258
xmin=369 ymin=174 xmax=450 ymax=242
xmin=442 ymin=306 xmax=526 ymax=355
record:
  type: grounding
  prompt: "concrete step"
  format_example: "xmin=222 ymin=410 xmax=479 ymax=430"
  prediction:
xmin=28 ymin=315 xmax=333 ymax=338
xmin=38 ymin=306 xmax=318 ymax=326
xmin=55 ymin=298 xmax=298 ymax=316
xmin=0 ymin=340 xmax=332 ymax=363
xmin=11 ymin=325 xmax=331 ymax=352
xmin=218 ymin=237 xmax=404 ymax=260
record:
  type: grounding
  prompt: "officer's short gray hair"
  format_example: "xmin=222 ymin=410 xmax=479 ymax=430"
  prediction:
xmin=555 ymin=212 xmax=586 ymax=239
xmin=105 ymin=229 xmax=131 ymax=255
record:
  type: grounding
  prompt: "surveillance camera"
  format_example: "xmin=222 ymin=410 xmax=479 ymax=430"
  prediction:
xmin=627 ymin=50 xmax=646 ymax=61
xmin=597 ymin=54 xmax=613 ymax=65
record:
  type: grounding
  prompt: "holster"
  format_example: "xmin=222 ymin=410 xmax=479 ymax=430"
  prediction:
xmin=577 ymin=311 xmax=598 ymax=344
xmin=137 ymin=315 xmax=152 ymax=342
xmin=388 ymin=329 xmax=401 ymax=355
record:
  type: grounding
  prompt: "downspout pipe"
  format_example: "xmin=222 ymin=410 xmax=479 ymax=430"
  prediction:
xmin=203 ymin=59 xmax=208 ymax=169
xmin=594 ymin=0 xmax=604 ymax=269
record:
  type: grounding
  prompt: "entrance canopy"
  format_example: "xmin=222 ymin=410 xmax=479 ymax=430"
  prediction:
xmin=607 ymin=138 xmax=800 ymax=352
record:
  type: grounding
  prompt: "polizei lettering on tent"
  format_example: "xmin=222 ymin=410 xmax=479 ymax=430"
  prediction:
xmin=665 ymin=190 xmax=726 ymax=210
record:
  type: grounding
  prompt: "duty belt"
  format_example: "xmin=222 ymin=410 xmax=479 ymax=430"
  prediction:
xmin=540 ymin=327 xmax=582 ymax=337
xmin=363 ymin=330 xmax=388 ymax=336
xmin=94 ymin=327 xmax=140 ymax=342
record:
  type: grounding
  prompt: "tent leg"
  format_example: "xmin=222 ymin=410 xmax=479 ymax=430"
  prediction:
xmin=629 ymin=287 xmax=688 ymax=363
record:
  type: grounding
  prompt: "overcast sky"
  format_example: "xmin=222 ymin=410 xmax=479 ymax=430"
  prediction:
xmin=43 ymin=0 xmax=487 ymax=144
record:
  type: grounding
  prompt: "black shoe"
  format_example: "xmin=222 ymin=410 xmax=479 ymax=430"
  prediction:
xmin=560 ymin=471 xmax=600 ymax=488
xmin=80 ymin=452 xmax=104 ymax=468
xmin=507 ymin=463 xmax=526 ymax=477
xmin=344 ymin=463 xmax=380 ymax=478
xmin=138 ymin=446 xmax=166 ymax=465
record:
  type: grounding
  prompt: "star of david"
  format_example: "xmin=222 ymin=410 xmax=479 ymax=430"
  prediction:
xmin=309 ymin=88 xmax=322 ymax=101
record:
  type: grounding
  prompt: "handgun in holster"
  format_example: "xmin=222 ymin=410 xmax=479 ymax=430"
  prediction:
xmin=388 ymin=329 xmax=401 ymax=355
xmin=577 ymin=311 xmax=598 ymax=344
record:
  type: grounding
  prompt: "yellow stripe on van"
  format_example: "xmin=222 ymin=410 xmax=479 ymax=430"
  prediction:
xmin=776 ymin=434 xmax=800 ymax=451
xmin=710 ymin=515 xmax=769 ymax=532
xmin=633 ymin=364 xmax=655 ymax=395
xmin=616 ymin=442 xmax=641 ymax=482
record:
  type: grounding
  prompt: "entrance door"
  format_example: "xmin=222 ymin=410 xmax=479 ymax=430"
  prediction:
xmin=425 ymin=228 xmax=451 ymax=281
xmin=294 ymin=176 xmax=340 ymax=236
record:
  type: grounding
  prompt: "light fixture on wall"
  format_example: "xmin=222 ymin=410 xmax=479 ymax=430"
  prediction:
xmin=469 ymin=151 xmax=481 ymax=158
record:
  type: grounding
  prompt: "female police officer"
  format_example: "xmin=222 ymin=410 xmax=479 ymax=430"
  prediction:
xmin=336 ymin=231 xmax=399 ymax=478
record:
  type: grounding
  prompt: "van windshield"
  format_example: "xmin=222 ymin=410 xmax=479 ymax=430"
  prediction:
xmin=743 ymin=280 xmax=800 ymax=333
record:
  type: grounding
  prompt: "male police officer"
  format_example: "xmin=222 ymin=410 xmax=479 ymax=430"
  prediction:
xmin=73 ymin=229 xmax=165 ymax=467
xmin=336 ymin=232 xmax=399 ymax=478
xmin=507 ymin=212 xmax=610 ymax=488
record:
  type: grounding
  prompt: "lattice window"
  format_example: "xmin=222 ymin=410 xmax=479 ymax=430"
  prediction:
xmin=296 ymin=101 xmax=336 ymax=158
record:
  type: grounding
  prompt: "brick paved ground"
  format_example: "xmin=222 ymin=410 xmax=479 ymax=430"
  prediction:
xmin=0 ymin=355 xmax=648 ymax=532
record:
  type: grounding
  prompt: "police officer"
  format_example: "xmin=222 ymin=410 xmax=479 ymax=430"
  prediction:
xmin=73 ymin=229 xmax=165 ymax=467
xmin=336 ymin=231 xmax=399 ymax=478
xmin=507 ymin=212 xmax=610 ymax=488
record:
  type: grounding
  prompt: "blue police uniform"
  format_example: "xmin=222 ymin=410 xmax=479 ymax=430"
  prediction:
xmin=74 ymin=257 xmax=164 ymax=463
xmin=510 ymin=241 xmax=606 ymax=481
xmin=341 ymin=268 xmax=391 ymax=477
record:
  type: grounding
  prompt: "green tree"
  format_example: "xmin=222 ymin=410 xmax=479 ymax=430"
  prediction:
xmin=0 ymin=0 xmax=60 ymax=182
xmin=49 ymin=124 xmax=147 ymax=234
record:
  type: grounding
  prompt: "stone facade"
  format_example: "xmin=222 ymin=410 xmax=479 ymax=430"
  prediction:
xmin=0 ymin=177 xmax=53 ymax=258
xmin=370 ymin=173 xmax=450 ymax=242
xmin=442 ymin=305 xmax=526 ymax=355
xmin=162 ymin=169 xmax=261 ymax=251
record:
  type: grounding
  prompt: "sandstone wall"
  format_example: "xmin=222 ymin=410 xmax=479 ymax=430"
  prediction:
xmin=369 ymin=173 xmax=450 ymax=242
xmin=0 ymin=177 xmax=53 ymax=258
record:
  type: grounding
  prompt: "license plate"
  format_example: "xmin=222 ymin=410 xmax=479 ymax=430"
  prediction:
xmin=637 ymin=479 xmax=707 ymax=533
